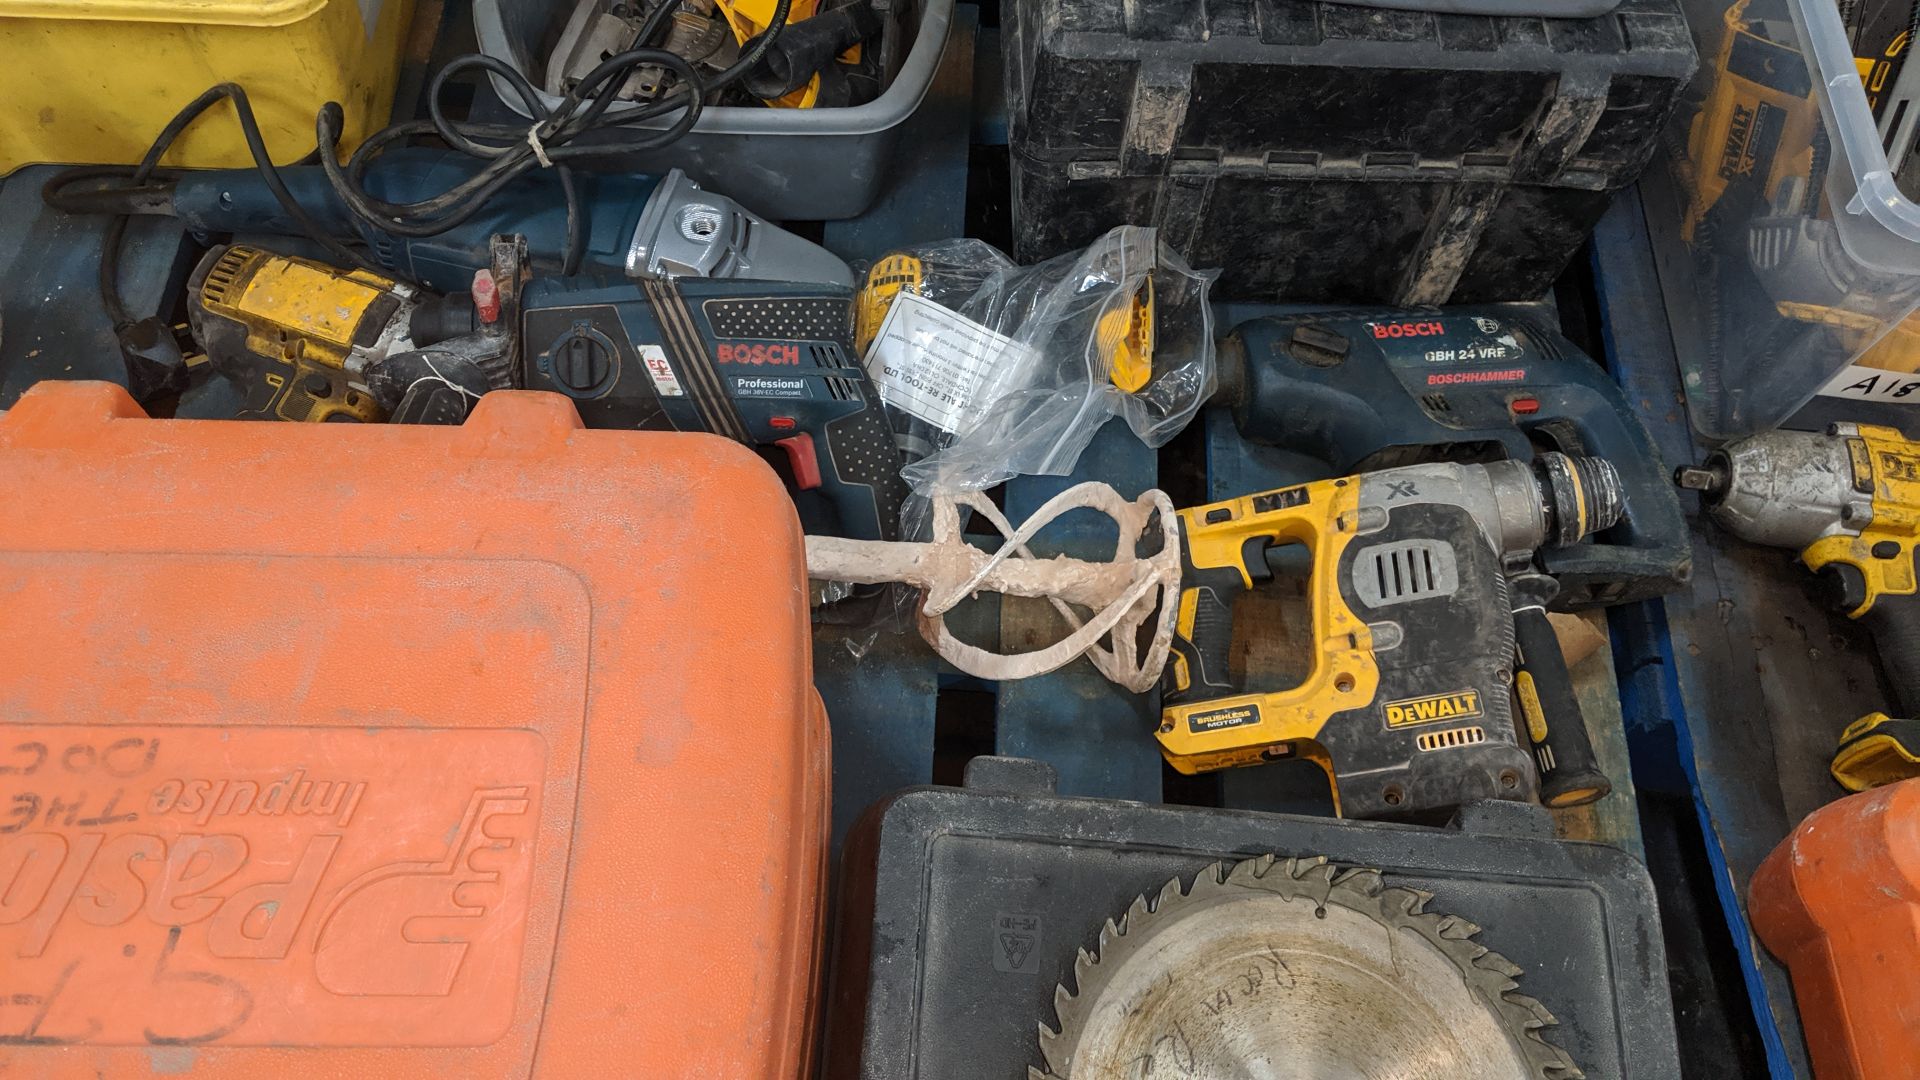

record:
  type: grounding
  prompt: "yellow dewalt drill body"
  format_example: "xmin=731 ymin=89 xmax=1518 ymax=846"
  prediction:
xmin=1679 ymin=0 xmax=1920 ymax=375
xmin=1680 ymin=423 xmax=1920 ymax=790
xmin=1680 ymin=0 xmax=1819 ymax=246
xmin=1162 ymin=454 xmax=1622 ymax=820
xmin=186 ymin=245 xmax=421 ymax=423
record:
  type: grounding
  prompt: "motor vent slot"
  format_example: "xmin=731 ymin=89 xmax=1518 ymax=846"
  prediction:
xmin=199 ymin=246 xmax=251 ymax=306
xmin=1353 ymin=539 xmax=1459 ymax=609
xmin=1417 ymin=726 xmax=1485 ymax=752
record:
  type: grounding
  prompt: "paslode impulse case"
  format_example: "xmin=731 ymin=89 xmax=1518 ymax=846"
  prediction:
xmin=0 ymin=383 xmax=828 ymax=1077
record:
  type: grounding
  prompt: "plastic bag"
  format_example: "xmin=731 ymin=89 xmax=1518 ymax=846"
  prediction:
xmin=857 ymin=226 xmax=1216 ymax=501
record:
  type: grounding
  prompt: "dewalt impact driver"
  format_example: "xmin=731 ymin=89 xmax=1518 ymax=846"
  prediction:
xmin=1162 ymin=452 xmax=1624 ymax=820
xmin=1677 ymin=423 xmax=1920 ymax=790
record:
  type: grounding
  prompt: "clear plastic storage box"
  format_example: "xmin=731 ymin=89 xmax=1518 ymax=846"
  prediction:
xmin=1646 ymin=0 xmax=1920 ymax=439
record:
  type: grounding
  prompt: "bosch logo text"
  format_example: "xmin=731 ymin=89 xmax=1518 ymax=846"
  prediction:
xmin=1372 ymin=321 xmax=1445 ymax=339
xmin=716 ymin=342 xmax=800 ymax=365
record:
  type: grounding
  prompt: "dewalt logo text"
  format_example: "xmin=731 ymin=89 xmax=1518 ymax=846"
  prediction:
xmin=1384 ymin=690 xmax=1483 ymax=729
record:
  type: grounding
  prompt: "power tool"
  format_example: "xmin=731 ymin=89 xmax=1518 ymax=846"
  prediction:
xmin=1676 ymin=422 xmax=1920 ymax=790
xmin=516 ymin=273 xmax=907 ymax=541
xmin=185 ymin=246 xmax=908 ymax=542
xmin=44 ymin=147 xmax=852 ymax=294
xmin=186 ymin=244 xmax=511 ymax=424
xmin=1214 ymin=308 xmax=1690 ymax=607
xmin=1161 ymin=453 xmax=1625 ymax=820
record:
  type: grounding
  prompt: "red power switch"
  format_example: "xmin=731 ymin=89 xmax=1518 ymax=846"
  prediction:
xmin=472 ymin=269 xmax=501 ymax=324
xmin=775 ymin=434 xmax=822 ymax=490
xmin=1510 ymin=396 xmax=1541 ymax=415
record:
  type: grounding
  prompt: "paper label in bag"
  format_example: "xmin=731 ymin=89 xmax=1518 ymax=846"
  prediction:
xmin=1818 ymin=363 xmax=1920 ymax=404
xmin=863 ymin=292 xmax=1032 ymax=433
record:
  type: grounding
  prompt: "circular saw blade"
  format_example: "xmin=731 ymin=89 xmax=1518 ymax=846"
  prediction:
xmin=1031 ymin=854 xmax=1583 ymax=1080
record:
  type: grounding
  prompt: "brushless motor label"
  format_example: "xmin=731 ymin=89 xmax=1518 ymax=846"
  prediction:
xmin=1187 ymin=703 xmax=1263 ymax=734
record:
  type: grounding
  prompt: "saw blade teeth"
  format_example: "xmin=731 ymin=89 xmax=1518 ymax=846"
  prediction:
xmin=1187 ymin=861 xmax=1229 ymax=898
xmin=1292 ymin=854 xmax=1333 ymax=882
xmin=1501 ymin=989 xmax=1562 ymax=1030
xmin=1333 ymin=866 xmax=1386 ymax=898
xmin=1378 ymin=882 xmax=1418 ymax=919
xmin=1077 ymin=943 xmax=1099 ymax=979
xmin=1030 ymin=853 xmax=1583 ymax=1079
xmin=1222 ymin=857 xmax=1257 ymax=886
xmin=1481 ymin=952 xmax=1525 ymax=980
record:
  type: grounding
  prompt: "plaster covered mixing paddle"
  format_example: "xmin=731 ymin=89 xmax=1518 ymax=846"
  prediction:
xmin=805 ymin=482 xmax=1181 ymax=690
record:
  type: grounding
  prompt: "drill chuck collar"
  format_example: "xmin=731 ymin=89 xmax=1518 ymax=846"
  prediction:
xmin=1537 ymin=452 xmax=1625 ymax=548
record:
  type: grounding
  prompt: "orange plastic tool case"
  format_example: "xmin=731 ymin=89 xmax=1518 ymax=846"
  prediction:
xmin=0 ymin=382 xmax=828 ymax=1077
xmin=1750 ymin=778 xmax=1920 ymax=1080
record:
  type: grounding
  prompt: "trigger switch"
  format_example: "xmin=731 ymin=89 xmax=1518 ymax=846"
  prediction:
xmin=776 ymin=434 xmax=822 ymax=490
xmin=1817 ymin=563 xmax=1870 ymax=612
xmin=1242 ymin=536 xmax=1274 ymax=584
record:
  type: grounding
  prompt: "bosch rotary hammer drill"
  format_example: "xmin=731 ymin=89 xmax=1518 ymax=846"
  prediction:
xmin=1214 ymin=309 xmax=1690 ymax=606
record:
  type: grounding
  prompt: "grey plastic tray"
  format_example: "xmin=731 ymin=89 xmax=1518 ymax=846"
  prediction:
xmin=473 ymin=0 xmax=952 ymax=219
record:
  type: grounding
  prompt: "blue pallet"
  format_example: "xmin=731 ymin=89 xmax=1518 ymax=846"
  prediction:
xmin=1587 ymin=186 xmax=1890 ymax=1080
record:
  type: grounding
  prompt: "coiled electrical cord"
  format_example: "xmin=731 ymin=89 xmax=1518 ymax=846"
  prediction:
xmin=43 ymin=84 xmax=381 ymax=334
xmin=321 ymin=0 xmax=793 ymax=274
xmin=44 ymin=0 xmax=794 ymax=301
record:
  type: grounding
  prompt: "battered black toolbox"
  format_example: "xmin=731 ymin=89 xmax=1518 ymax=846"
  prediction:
xmin=822 ymin=757 xmax=1681 ymax=1078
xmin=1004 ymin=0 xmax=1696 ymax=303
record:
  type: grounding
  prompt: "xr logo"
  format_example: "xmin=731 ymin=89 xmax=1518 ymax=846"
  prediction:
xmin=1385 ymin=480 xmax=1420 ymax=500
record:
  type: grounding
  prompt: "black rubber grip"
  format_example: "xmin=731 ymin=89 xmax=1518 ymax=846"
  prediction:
xmin=1511 ymin=574 xmax=1611 ymax=808
xmin=822 ymin=397 xmax=911 ymax=543
xmin=1862 ymin=590 xmax=1920 ymax=717
xmin=1164 ymin=564 xmax=1245 ymax=704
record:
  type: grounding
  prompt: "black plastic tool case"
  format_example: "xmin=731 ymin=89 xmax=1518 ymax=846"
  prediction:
xmin=1003 ymin=0 xmax=1696 ymax=303
xmin=823 ymin=757 xmax=1679 ymax=1078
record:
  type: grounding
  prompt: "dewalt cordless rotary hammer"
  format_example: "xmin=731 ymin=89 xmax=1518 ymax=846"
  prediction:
xmin=1678 ymin=423 xmax=1920 ymax=790
xmin=1162 ymin=452 xmax=1623 ymax=820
